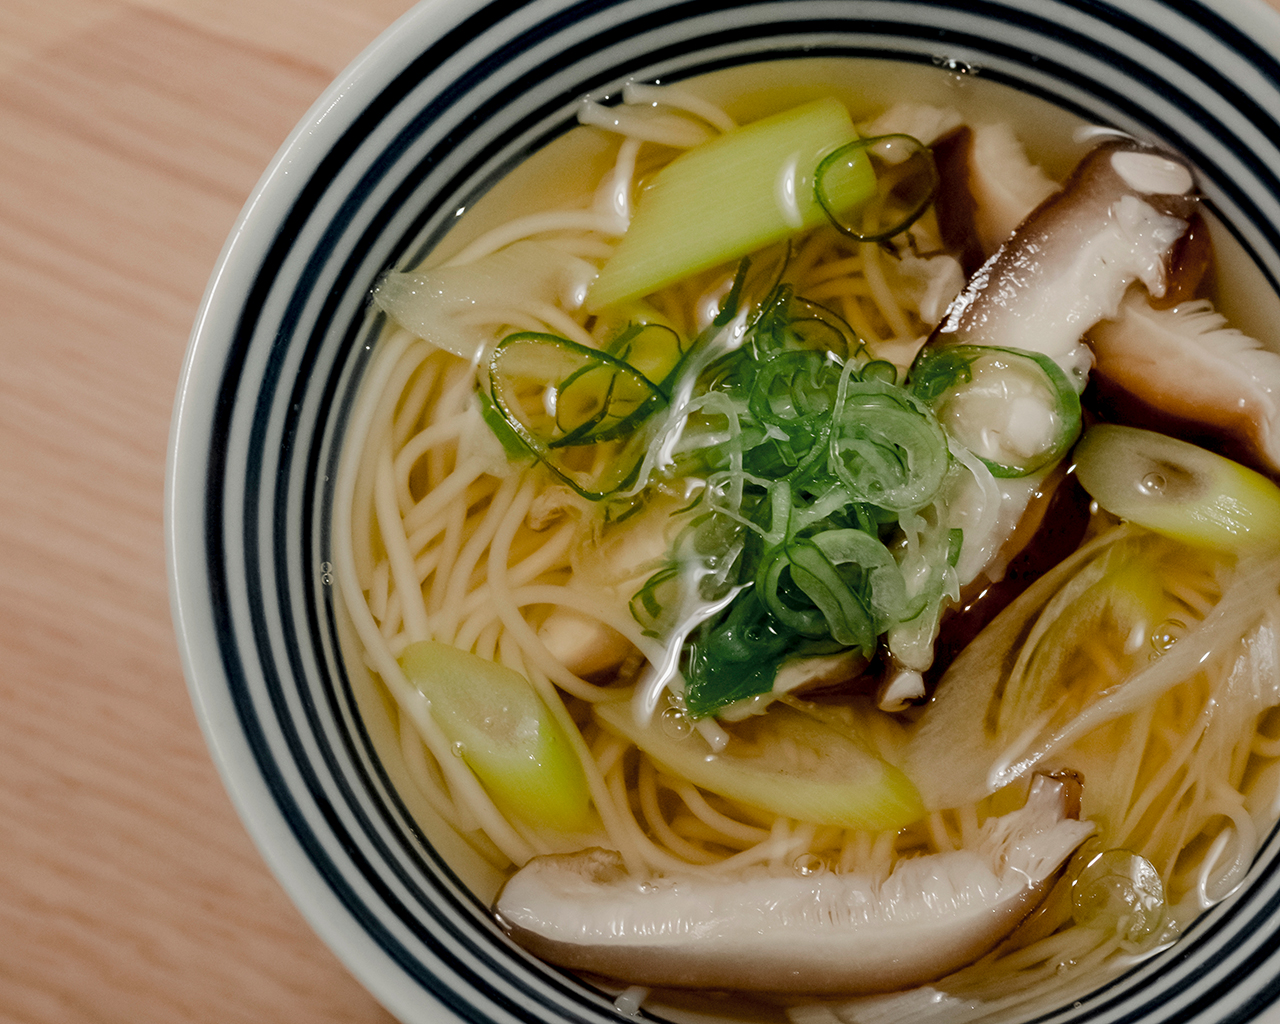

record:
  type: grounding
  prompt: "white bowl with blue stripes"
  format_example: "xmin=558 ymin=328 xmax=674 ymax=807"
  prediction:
xmin=167 ymin=0 xmax=1280 ymax=1021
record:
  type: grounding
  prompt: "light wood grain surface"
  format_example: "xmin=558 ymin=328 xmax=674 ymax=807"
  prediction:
xmin=0 ymin=1 xmax=413 ymax=1020
xmin=5 ymin=2 xmax=1280 ymax=1023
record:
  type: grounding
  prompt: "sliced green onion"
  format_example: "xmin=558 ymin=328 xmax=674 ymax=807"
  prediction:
xmin=605 ymin=321 xmax=686 ymax=394
xmin=684 ymin=588 xmax=800 ymax=717
xmin=488 ymin=331 xmax=668 ymax=498
xmin=812 ymin=528 xmax=910 ymax=627
xmin=816 ymin=133 xmax=938 ymax=243
xmin=829 ymin=376 xmax=950 ymax=511
xmin=910 ymin=344 xmax=1082 ymax=477
xmin=756 ymin=540 xmax=837 ymax=640
xmin=751 ymin=288 xmax=865 ymax=363
xmin=476 ymin=388 xmax=535 ymax=461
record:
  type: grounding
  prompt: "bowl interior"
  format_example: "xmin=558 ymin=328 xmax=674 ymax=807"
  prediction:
xmin=167 ymin=1 xmax=1280 ymax=1022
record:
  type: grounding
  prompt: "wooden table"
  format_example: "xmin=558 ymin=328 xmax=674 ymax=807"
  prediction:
xmin=4 ymin=1 xmax=1280 ymax=1022
xmin=0 ymin=1 xmax=412 ymax=1020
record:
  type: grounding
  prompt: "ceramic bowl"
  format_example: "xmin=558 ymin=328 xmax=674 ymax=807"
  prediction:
xmin=167 ymin=0 xmax=1280 ymax=1021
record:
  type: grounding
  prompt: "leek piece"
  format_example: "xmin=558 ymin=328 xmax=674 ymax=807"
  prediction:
xmin=816 ymin=133 xmax=939 ymax=242
xmin=595 ymin=700 xmax=922 ymax=832
xmin=903 ymin=530 xmax=1227 ymax=811
xmin=400 ymin=641 xmax=593 ymax=833
xmin=1073 ymin=424 xmax=1280 ymax=552
xmin=587 ymin=98 xmax=874 ymax=311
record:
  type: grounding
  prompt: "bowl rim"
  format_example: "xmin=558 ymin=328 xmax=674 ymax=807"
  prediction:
xmin=166 ymin=0 xmax=1280 ymax=1021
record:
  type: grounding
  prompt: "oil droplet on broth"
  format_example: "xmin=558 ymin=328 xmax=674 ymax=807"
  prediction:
xmin=1140 ymin=471 xmax=1168 ymax=496
xmin=1150 ymin=618 xmax=1187 ymax=658
xmin=793 ymin=853 xmax=827 ymax=877
xmin=660 ymin=705 xmax=695 ymax=739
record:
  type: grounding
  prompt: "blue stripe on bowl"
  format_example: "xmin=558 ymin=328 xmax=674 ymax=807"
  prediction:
xmin=180 ymin=0 xmax=1280 ymax=1021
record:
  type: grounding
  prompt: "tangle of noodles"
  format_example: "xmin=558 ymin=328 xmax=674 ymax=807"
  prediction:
xmin=334 ymin=62 xmax=1280 ymax=1020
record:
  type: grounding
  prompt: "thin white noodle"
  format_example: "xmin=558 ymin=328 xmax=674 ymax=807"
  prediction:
xmin=506 ymin=584 xmax=659 ymax=654
xmin=1116 ymin=699 xmax=1208 ymax=848
xmin=592 ymin=733 xmax=628 ymax=779
xmin=805 ymin=278 xmax=876 ymax=303
xmin=578 ymin=100 xmax=713 ymax=148
xmin=380 ymin=589 xmax=402 ymax=642
xmin=349 ymin=331 xmax=427 ymax=582
xmin=541 ymin=235 xmax=617 ymax=260
xmin=398 ymin=707 xmax=474 ymax=834
xmin=404 ymin=456 xmax=489 ymax=539
xmin=375 ymin=444 xmax=431 ymax=644
xmin=444 ymin=209 xmax=627 ymax=268
xmin=526 ymin=302 xmax=597 ymax=347
xmin=367 ymin=558 xmax=390 ymax=624
xmin=392 ymin=414 xmax=469 ymax=505
xmin=392 ymin=355 xmax=443 ymax=449
xmin=838 ymin=291 xmax=886 ymax=346
xmin=454 ymin=304 xmax=595 ymax=347
xmin=412 ymin=539 xmax=444 ymax=584
xmin=605 ymin=766 xmax=712 ymax=874
xmin=597 ymin=136 xmax=640 ymax=229
xmin=860 ymin=240 xmax=914 ymax=340
xmin=708 ymin=818 xmax=803 ymax=874
xmin=433 ymin=473 xmax=522 ymax=646
xmin=1193 ymin=787 xmax=1256 ymax=903
xmin=482 ymin=478 xmax=613 ymax=703
xmin=669 ymin=813 xmax=757 ymax=851
xmin=638 ymin=760 xmax=721 ymax=865
xmin=452 ymin=523 xmax=579 ymax=651
xmin=473 ymin=618 xmax=502 ymax=663
xmin=671 ymin=782 xmax=771 ymax=847
xmin=807 ymin=254 xmax=865 ymax=284
xmin=428 ymin=495 xmax=469 ymax=617
xmin=621 ymin=82 xmax=738 ymax=133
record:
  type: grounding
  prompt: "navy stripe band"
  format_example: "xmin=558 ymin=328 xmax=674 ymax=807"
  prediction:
xmin=172 ymin=0 xmax=1280 ymax=1021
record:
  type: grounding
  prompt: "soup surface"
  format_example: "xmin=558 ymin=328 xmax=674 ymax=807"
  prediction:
xmin=334 ymin=58 xmax=1280 ymax=1022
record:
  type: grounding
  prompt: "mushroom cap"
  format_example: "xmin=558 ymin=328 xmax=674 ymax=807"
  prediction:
xmin=937 ymin=139 xmax=1197 ymax=360
xmin=494 ymin=776 xmax=1093 ymax=994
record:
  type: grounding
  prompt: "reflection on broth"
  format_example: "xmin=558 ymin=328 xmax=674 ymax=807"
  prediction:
xmin=333 ymin=59 xmax=1280 ymax=1022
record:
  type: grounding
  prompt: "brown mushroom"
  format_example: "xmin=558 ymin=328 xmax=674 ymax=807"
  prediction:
xmin=934 ymin=137 xmax=1198 ymax=360
xmin=1088 ymin=290 xmax=1280 ymax=474
xmin=494 ymin=774 xmax=1093 ymax=995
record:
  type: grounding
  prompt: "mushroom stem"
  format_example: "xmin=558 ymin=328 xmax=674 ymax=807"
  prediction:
xmin=912 ymin=138 xmax=1198 ymax=609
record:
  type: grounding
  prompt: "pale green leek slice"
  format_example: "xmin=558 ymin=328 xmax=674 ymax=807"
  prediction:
xmin=587 ymin=98 xmax=874 ymax=311
xmin=1073 ymin=424 xmax=1280 ymax=552
xmin=399 ymin=641 xmax=593 ymax=833
xmin=595 ymin=699 xmax=922 ymax=832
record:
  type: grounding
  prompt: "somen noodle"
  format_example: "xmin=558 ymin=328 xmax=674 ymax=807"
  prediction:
xmin=333 ymin=59 xmax=1280 ymax=1020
